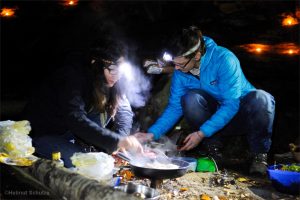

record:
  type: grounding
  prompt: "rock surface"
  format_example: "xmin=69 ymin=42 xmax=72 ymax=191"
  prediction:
xmin=135 ymin=170 xmax=299 ymax=200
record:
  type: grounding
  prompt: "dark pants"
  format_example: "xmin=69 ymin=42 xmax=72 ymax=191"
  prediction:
xmin=33 ymin=132 xmax=86 ymax=168
xmin=33 ymin=112 xmax=101 ymax=168
xmin=181 ymin=89 xmax=275 ymax=154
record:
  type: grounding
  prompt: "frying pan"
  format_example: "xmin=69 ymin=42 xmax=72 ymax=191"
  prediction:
xmin=117 ymin=152 xmax=189 ymax=188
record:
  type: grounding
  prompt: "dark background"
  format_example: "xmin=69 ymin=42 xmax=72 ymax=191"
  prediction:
xmin=1 ymin=0 xmax=299 ymax=154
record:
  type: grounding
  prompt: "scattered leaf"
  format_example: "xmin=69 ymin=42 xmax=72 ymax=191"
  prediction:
xmin=180 ymin=187 xmax=189 ymax=192
xmin=200 ymin=193 xmax=212 ymax=200
xmin=237 ymin=177 xmax=248 ymax=182
xmin=218 ymin=196 xmax=228 ymax=200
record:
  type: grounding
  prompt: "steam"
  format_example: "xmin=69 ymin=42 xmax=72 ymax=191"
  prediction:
xmin=119 ymin=62 xmax=151 ymax=108
xmin=123 ymin=136 xmax=183 ymax=168
xmin=88 ymin=17 xmax=152 ymax=108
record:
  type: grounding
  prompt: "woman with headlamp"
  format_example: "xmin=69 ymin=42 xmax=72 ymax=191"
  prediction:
xmin=139 ymin=26 xmax=275 ymax=175
xmin=23 ymin=38 xmax=143 ymax=167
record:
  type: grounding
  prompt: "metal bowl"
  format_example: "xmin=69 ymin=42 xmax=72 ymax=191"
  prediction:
xmin=114 ymin=182 xmax=160 ymax=199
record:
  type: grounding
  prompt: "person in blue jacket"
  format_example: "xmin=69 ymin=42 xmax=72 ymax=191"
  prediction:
xmin=24 ymin=38 xmax=143 ymax=167
xmin=139 ymin=26 xmax=275 ymax=174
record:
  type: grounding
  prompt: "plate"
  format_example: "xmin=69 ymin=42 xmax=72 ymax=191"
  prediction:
xmin=0 ymin=153 xmax=38 ymax=166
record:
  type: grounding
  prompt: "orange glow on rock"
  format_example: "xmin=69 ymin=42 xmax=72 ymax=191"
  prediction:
xmin=0 ymin=8 xmax=15 ymax=17
xmin=296 ymin=8 xmax=300 ymax=19
xmin=275 ymin=43 xmax=300 ymax=55
xmin=239 ymin=44 xmax=270 ymax=54
xmin=62 ymin=0 xmax=78 ymax=6
xmin=239 ymin=43 xmax=300 ymax=56
xmin=282 ymin=15 xmax=299 ymax=26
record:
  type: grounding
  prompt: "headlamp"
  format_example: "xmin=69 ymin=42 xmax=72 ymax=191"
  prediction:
xmin=102 ymin=58 xmax=134 ymax=80
xmin=162 ymin=39 xmax=201 ymax=63
xmin=118 ymin=62 xmax=134 ymax=81
xmin=163 ymin=52 xmax=173 ymax=62
xmin=181 ymin=40 xmax=201 ymax=57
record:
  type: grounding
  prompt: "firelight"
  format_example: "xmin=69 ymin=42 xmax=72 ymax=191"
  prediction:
xmin=288 ymin=49 xmax=294 ymax=54
xmin=0 ymin=8 xmax=15 ymax=17
xmin=238 ymin=43 xmax=271 ymax=55
xmin=282 ymin=15 xmax=299 ymax=26
xmin=62 ymin=0 xmax=78 ymax=6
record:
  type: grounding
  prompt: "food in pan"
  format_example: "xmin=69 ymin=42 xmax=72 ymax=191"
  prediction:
xmin=143 ymin=160 xmax=179 ymax=169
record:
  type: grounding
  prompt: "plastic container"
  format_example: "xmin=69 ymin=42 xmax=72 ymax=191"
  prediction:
xmin=52 ymin=152 xmax=64 ymax=167
xmin=173 ymin=157 xmax=197 ymax=172
xmin=267 ymin=165 xmax=300 ymax=195
xmin=196 ymin=157 xmax=216 ymax=172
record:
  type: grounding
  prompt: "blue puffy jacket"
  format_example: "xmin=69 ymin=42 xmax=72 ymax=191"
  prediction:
xmin=148 ymin=36 xmax=255 ymax=140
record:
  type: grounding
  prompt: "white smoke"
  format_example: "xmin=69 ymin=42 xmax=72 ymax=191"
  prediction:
xmin=119 ymin=62 xmax=151 ymax=108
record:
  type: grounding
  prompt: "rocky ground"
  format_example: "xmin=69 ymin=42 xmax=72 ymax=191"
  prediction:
xmin=121 ymin=156 xmax=300 ymax=200
xmin=2 ymin=159 xmax=299 ymax=200
xmin=155 ymin=171 xmax=298 ymax=200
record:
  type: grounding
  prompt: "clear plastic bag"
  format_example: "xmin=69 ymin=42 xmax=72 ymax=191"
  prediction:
xmin=0 ymin=120 xmax=35 ymax=158
xmin=71 ymin=152 xmax=115 ymax=184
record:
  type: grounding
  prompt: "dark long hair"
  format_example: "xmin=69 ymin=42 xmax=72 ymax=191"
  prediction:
xmin=88 ymin=38 xmax=126 ymax=117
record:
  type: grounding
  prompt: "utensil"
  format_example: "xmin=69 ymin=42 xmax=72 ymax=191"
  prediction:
xmin=146 ymin=141 xmax=165 ymax=149
xmin=116 ymin=152 xmax=131 ymax=162
xmin=147 ymin=148 xmax=170 ymax=163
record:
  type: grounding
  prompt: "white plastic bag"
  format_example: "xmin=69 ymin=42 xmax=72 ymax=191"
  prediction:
xmin=71 ymin=152 xmax=115 ymax=184
xmin=0 ymin=120 xmax=34 ymax=158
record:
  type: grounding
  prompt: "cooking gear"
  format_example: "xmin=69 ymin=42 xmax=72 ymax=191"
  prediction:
xmin=117 ymin=152 xmax=189 ymax=188
xmin=114 ymin=182 xmax=160 ymax=200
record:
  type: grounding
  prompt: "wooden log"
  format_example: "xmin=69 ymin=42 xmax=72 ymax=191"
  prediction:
xmin=23 ymin=159 xmax=139 ymax=200
xmin=2 ymin=163 xmax=59 ymax=199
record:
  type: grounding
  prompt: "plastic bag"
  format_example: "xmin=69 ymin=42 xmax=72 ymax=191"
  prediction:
xmin=0 ymin=120 xmax=35 ymax=158
xmin=71 ymin=152 xmax=115 ymax=184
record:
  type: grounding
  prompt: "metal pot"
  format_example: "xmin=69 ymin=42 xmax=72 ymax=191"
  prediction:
xmin=114 ymin=182 xmax=160 ymax=200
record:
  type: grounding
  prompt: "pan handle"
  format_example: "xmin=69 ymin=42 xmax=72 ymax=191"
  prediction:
xmin=116 ymin=152 xmax=131 ymax=162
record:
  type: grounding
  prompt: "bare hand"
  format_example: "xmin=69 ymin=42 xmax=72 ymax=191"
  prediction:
xmin=134 ymin=132 xmax=154 ymax=143
xmin=179 ymin=131 xmax=205 ymax=151
xmin=143 ymin=59 xmax=164 ymax=74
xmin=118 ymin=135 xmax=144 ymax=154
xmin=143 ymin=59 xmax=158 ymax=68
